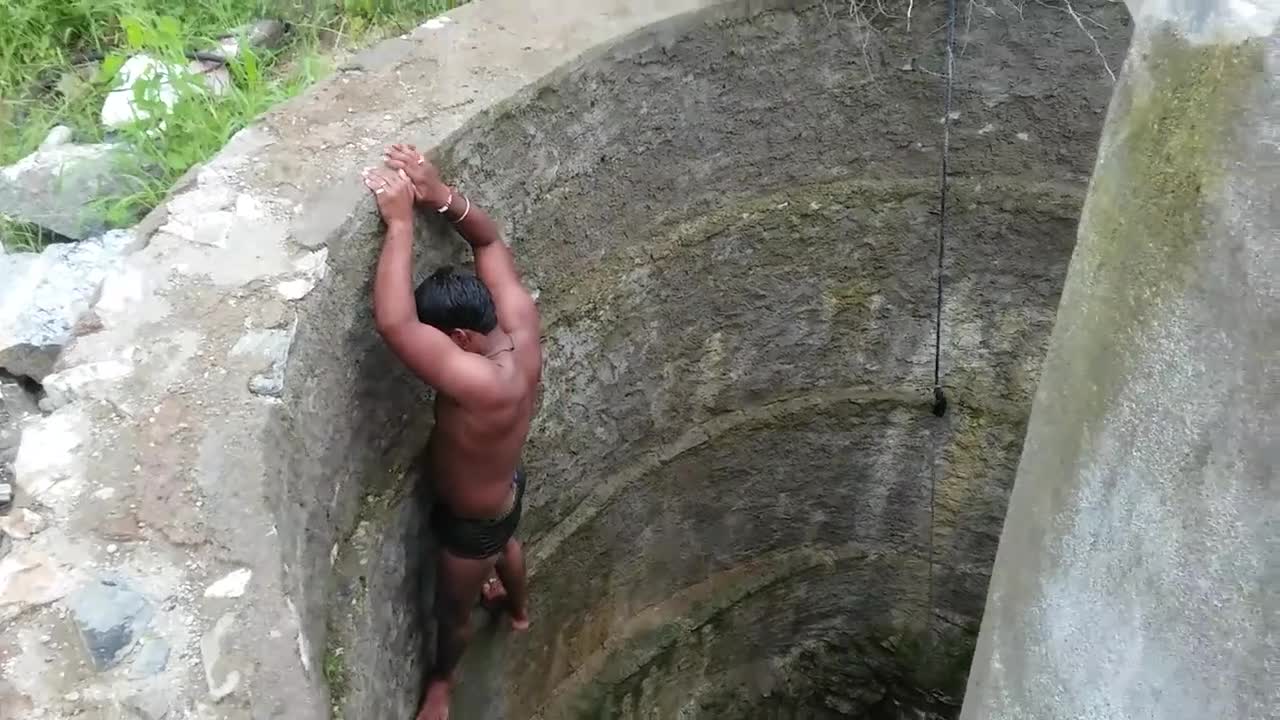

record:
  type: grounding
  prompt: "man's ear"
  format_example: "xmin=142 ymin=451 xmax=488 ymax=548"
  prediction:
xmin=448 ymin=328 xmax=470 ymax=349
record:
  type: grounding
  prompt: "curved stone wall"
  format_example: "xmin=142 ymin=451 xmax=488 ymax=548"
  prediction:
xmin=272 ymin=1 xmax=1130 ymax=719
xmin=0 ymin=1 xmax=1131 ymax=718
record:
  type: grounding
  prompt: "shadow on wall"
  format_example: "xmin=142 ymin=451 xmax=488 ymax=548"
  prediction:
xmin=261 ymin=0 xmax=1130 ymax=718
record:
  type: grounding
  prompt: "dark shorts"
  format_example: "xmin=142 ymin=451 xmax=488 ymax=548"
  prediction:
xmin=431 ymin=469 xmax=526 ymax=559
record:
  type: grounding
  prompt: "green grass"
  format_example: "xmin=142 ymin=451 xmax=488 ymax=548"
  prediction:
xmin=0 ymin=217 xmax=59 ymax=253
xmin=1 ymin=0 xmax=459 ymax=251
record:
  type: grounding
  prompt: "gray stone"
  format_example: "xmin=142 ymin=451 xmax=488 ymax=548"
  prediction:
xmin=201 ymin=612 xmax=240 ymax=701
xmin=122 ymin=691 xmax=170 ymax=720
xmin=0 ymin=144 xmax=141 ymax=240
xmin=0 ymin=509 xmax=42 ymax=539
xmin=38 ymin=126 xmax=74 ymax=151
xmin=0 ymin=382 xmax=40 ymax=420
xmin=218 ymin=19 xmax=291 ymax=56
xmin=130 ymin=637 xmax=171 ymax=678
xmin=0 ymin=230 xmax=134 ymax=380
xmin=0 ymin=395 xmax=17 ymax=457
xmin=0 ymin=550 xmax=72 ymax=623
xmin=68 ymin=577 xmax=153 ymax=670
xmin=248 ymin=367 xmax=286 ymax=398
xmin=231 ymin=320 xmax=295 ymax=399
xmin=41 ymin=359 xmax=135 ymax=411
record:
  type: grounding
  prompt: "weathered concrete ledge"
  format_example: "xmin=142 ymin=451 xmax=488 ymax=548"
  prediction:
xmin=0 ymin=0 xmax=1130 ymax=718
xmin=960 ymin=3 xmax=1279 ymax=719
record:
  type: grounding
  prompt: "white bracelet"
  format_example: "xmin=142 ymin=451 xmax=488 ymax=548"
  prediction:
xmin=452 ymin=196 xmax=471 ymax=224
xmin=436 ymin=192 xmax=453 ymax=214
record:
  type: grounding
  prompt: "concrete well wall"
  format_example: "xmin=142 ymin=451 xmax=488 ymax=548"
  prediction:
xmin=0 ymin=1 xmax=1129 ymax=718
xmin=282 ymin=2 xmax=1130 ymax=719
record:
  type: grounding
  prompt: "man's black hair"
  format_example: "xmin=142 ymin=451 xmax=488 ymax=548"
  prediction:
xmin=414 ymin=266 xmax=498 ymax=333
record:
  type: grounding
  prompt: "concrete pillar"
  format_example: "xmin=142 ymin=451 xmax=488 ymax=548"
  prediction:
xmin=960 ymin=2 xmax=1279 ymax=719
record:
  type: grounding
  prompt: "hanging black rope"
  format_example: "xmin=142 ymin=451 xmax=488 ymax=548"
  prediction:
xmin=927 ymin=0 xmax=959 ymax=643
xmin=932 ymin=0 xmax=956 ymax=420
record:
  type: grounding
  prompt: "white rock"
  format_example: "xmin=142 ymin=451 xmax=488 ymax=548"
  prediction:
xmin=276 ymin=279 xmax=314 ymax=301
xmin=41 ymin=359 xmax=134 ymax=410
xmin=196 ymin=62 xmax=232 ymax=96
xmin=169 ymin=184 xmax=235 ymax=217
xmin=230 ymin=327 xmax=293 ymax=360
xmin=231 ymin=317 xmax=296 ymax=398
xmin=0 ymin=230 xmax=134 ymax=379
xmin=95 ymin=266 xmax=147 ymax=323
xmin=0 ymin=143 xmax=135 ymax=240
xmin=0 ymin=508 xmax=46 ymax=539
xmin=191 ymin=211 xmax=235 ymax=248
xmin=101 ymin=54 xmax=230 ymax=130
xmin=276 ymin=248 xmax=328 ymax=300
xmin=38 ymin=126 xmax=74 ymax=150
xmin=294 ymin=248 xmax=328 ymax=278
xmin=0 ymin=550 xmax=73 ymax=624
xmin=201 ymin=612 xmax=241 ymax=701
xmin=203 ymin=568 xmax=252 ymax=599
xmin=234 ymin=193 xmax=262 ymax=219
xmin=13 ymin=408 xmax=87 ymax=500
xmin=218 ymin=20 xmax=290 ymax=56
xmin=156 ymin=218 xmax=196 ymax=243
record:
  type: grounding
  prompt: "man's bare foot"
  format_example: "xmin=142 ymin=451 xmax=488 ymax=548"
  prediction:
xmin=480 ymin=575 xmax=530 ymax=631
xmin=417 ymin=679 xmax=450 ymax=720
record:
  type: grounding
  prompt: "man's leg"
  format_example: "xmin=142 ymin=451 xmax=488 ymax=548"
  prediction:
xmin=493 ymin=538 xmax=530 ymax=630
xmin=419 ymin=548 xmax=495 ymax=720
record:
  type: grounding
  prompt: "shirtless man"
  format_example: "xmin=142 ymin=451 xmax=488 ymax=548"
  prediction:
xmin=362 ymin=145 xmax=541 ymax=720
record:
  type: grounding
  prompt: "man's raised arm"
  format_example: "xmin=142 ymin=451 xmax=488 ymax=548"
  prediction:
xmin=364 ymin=167 xmax=498 ymax=402
xmin=385 ymin=145 xmax=540 ymax=338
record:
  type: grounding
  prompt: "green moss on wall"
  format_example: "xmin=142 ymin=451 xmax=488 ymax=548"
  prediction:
xmin=1051 ymin=33 xmax=1264 ymax=470
xmin=1085 ymin=35 xmax=1261 ymax=314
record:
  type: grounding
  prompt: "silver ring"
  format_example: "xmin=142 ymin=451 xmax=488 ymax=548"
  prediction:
xmin=375 ymin=188 xmax=386 ymax=195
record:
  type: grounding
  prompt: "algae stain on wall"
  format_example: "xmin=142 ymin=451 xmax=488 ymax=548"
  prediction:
xmin=1046 ymin=32 xmax=1266 ymax=484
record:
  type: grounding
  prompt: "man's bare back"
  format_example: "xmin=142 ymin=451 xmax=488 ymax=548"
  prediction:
xmin=363 ymin=145 xmax=541 ymax=720
xmin=429 ymin=361 xmax=538 ymax=518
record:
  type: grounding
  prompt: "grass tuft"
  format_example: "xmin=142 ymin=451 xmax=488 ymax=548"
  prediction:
xmin=1 ymin=0 xmax=461 ymax=251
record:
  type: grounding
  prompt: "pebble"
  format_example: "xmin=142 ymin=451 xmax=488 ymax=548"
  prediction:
xmin=203 ymin=568 xmax=252 ymax=599
xmin=131 ymin=637 xmax=171 ymax=678
xmin=68 ymin=577 xmax=153 ymax=671
xmin=0 ymin=508 xmax=46 ymax=539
